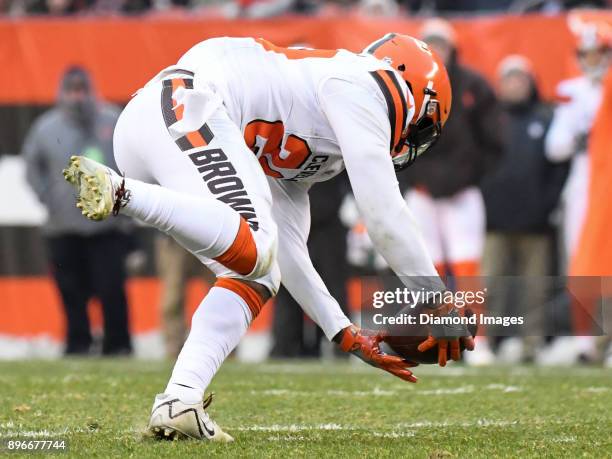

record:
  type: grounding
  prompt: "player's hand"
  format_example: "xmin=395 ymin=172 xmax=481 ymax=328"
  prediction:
xmin=336 ymin=325 xmax=419 ymax=383
xmin=417 ymin=335 xmax=475 ymax=367
xmin=417 ymin=304 xmax=475 ymax=367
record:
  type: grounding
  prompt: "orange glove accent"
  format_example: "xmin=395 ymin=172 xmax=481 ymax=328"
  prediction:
xmin=417 ymin=304 xmax=476 ymax=367
xmin=417 ymin=335 xmax=475 ymax=367
xmin=338 ymin=325 xmax=419 ymax=383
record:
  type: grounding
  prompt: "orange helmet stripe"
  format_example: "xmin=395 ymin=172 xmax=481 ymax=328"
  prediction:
xmin=370 ymin=70 xmax=408 ymax=152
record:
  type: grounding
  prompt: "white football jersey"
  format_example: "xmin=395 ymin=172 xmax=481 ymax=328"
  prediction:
xmin=173 ymin=36 xmax=414 ymax=183
xmin=545 ymin=75 xmax=603 ymax=255
xmin=553 ymin=75 xmax=602 ymax=146
xmin=131 ymin=36 xmax=441 ymax=340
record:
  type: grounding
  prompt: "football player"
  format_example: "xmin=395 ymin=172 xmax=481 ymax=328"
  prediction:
xmin=546 ymin=22 xmax=610 ymax=261
xmin=540 ymin=21 xmax=611 ymax=366
xmin=63 ymin=34 xmax=474 ymax=441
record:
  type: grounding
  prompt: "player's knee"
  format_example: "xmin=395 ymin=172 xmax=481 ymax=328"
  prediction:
xmin=236 ymin=256 xmax=280 ymax=303
xmin=214 ymin=217 xmax=278 ymax=282
xmin=242 ymin=280 xmax=272 ymax=303
xmin=262 ymin=260 xmax=281 ymax=296
xmin=251 ymin=236 xmax=277 ymax=280
xmin=214 ymin=218 xmax=260 ymax=276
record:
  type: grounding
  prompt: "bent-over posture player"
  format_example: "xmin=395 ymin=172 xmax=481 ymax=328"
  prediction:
xmin=63 ymin=34 xmax=474 ymax=441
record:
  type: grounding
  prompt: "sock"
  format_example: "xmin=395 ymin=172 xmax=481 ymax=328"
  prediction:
xmin=165 ymin=285 xmax=252 ymax=404
xmin=121 ymin=178 xmax=240 ymax=260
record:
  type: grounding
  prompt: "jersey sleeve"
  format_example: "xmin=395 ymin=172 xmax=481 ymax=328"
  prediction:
xmin=269 ymin=179 xmax=351 ymax=340
xmin=319 ymin=77 xmax=445 ymax=291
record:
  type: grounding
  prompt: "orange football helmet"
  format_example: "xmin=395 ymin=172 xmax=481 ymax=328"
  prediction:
xmin=364 ymin=33 xmax=452 ymax=170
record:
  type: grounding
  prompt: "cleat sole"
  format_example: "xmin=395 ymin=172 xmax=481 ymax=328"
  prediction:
xmin=63 ymin=156 xmax=115 ymax=221
xmin=149 ymin=425 xmax=188 ymax=441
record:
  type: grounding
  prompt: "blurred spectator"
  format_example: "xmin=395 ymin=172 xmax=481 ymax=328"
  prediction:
xmin=156 ymin=235 xmax=214 ymax=358
xmin=399 ymin=18 xmax=502 ymax=366
xmin=25 ymin=0 xmax=153 ymax=14
xmin=433 ymin=0 xmax=513 ymax=12
xmin=0 ymin=0 xmax=25 ymax=15
xmin=23 ymin=66 xmax=132 ymax=356
xmin=539 ymin=21 xmax=610 ymax=365
xmin=271 ymin=174 xmax=349 ymax=358
xmin=358 ymin=0 xmax=398 ymax=17
xmin=510 ymin=0 xmax=610 ymax=13
xmin=481 ymin=56 xmax=569 ymax=363
xmin=228 ymin=0 xmax=300 ymax=18
xmin=26 ymin=0 xmax=91 ymax=14
xmin=91 ymin=0 xmax=151 ymax=14
xmin=404 ymin=0 xmax=610 ymax=12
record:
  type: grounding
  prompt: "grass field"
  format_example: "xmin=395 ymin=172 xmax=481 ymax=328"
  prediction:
xmin=0 ymin=359 xmax=611 ymax=458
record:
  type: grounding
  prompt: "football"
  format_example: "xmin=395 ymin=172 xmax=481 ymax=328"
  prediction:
xmin=381 ymin=305 xmax=478 ymax=364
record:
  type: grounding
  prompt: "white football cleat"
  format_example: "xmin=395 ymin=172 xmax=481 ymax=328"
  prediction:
xmin=62 ymin=155 xmax=130 ymax=221
xmin=148 ymin=393 xmax=234 ymax=442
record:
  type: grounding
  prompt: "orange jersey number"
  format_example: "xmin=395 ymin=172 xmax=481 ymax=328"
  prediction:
xmin=244 ymin=120 xmax=312 ymax=179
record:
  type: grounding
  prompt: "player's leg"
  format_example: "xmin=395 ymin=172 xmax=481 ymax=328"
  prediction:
xmin=565 ymin=158 xmax=597 ymax=359
xmin=147 ymin=103 xmax=279 ymax=407
xmin=563 ymin=156 xmax=590 ymax=261
xmin=64 ymin=76 xmax=277 ymax=441
xmin=439 ymin=187 xmax=492 ymax=365
xmin=66 ymin=83 xmax=274 ymax=283
xmin=115 ymin=76 xmax=278 ymax=440
xmin=439 ymin=187 xmax=485 ymax=278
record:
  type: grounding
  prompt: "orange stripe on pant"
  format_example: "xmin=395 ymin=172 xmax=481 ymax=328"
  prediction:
xmin=214 ymin=218 xmax=258 ymax=275
xmin=215 ymin=277 xmax=266 ymax=318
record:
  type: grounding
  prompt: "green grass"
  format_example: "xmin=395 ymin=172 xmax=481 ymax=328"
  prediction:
xmin=0 ymin=359 xmax=610 ymax=458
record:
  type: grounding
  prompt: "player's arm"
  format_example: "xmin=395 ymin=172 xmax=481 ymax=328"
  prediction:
xmin=320 ymin=77 xmax=441 ymax=287
xmin=319 ymin=77 xmax=474 ymax=366
xmin=270 ymin=179 xmax=418 ymax=383
xmin=545 ymin=85 xmax=581 ymax=162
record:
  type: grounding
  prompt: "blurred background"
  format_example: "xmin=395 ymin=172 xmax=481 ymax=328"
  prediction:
xmin=0 ymin=2 xmax=611 ymax=368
